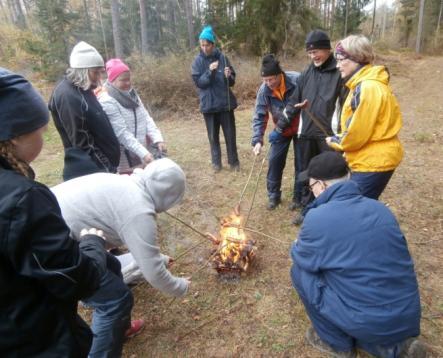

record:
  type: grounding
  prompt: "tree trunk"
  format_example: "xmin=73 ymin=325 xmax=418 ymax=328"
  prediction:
xmin=330 ymin=0 xmax=336 ymax=36
xmin=436 ymin=0 xmax=443 ymax=37
xmin=83 ymin=0 xmax=91 ymax=31
xmin=111 ymin=0 xmax=124 ymax=58
xmin=344 ymin=0 xmax=349 ymax=37
xmin=195 ymin=0 xmax=200 ymax=19
xmin=184 ymin=0 xmax=194 ymax=49
xmin=415 ymin=0 xmax=425 ymax=53
xmin=370 ymin=0 xmax=376 ymax=41
xmin=7 ymin=0 xmax=17 ymax=25
xmin=96 ymin=0 xmax=109 ymax=59
xmin=0 ymin=0 xmax=10 ymax=24
xmin=168 ymin=0 xmax=177 ymax=36
xmin=139 ymin=0 xmax=149 ymax=55
xmin=381 ymin=5 xmax=387 ymax=39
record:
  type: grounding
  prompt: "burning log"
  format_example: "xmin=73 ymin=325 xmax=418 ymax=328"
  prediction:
xmin=211 ymin=213 xmax=257 ymax=279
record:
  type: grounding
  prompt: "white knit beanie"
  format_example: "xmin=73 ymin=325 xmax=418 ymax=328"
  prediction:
xmin=69 ymin=41 xmax=104 ymax=69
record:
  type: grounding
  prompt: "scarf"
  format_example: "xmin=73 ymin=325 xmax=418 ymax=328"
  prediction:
xmin=105 ymin=81 xmax=140 ymax=109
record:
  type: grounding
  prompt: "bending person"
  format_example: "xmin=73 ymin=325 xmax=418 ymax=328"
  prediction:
xmin=51 ymin=158 xmax=191 ymax=296
xmin=327 ymin=35 xmax=403 ymax=199
xmin=98 ymin=58 xmax=166 ymax=174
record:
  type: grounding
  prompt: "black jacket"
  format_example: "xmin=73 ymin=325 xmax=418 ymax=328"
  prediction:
xmin=49 ymin=78 xmax=120 ymax=181
xmin=191 ymin=48 xmax=238 ymax=113
xmin=0 ymin=157 xmax=107 ymax=357
xmin=284 ymin=55 xmax=342 ymax=138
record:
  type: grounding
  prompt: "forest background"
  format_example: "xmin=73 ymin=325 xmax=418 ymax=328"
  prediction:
xmin=1 ymin=0 xmax=442 ymax=85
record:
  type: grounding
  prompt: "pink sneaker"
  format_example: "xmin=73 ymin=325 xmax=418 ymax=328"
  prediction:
xmin=125 ymin=319 xmax=145 ymax=338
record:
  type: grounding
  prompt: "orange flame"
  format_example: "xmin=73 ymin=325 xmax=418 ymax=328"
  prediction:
xmin=213 ymin=213 xmax=256 ymax=273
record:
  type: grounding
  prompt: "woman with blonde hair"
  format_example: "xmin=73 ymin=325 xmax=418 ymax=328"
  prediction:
xmin=49 ymin=41 xmax=120 ymax=180
xmin=327 ymin=35 xmax=403 ymax=199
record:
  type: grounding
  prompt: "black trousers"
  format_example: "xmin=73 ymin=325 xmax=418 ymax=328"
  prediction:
xmin=297 ymin=137 xmax=332 ymax=206
xmin=203 ymin=111 xmax=239 ymax=167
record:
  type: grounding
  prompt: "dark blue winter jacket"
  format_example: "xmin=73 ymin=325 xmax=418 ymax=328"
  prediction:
xmin=191 ymin=48 xmax=238 ymax=113
xmin=291 ymin=180 xmax=420 ymax=345
xmin=251 ymin=71 xmax=300 ymax=146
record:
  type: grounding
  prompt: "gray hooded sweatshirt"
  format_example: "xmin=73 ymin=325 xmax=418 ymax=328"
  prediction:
xmin=51 ymin=158 xmax=188 ymax=297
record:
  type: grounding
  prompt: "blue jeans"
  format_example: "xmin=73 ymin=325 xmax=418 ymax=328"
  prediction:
xmin=267 ymin=135 xmax=302 ymax=201
xmin=351 ymin=171 xmax=394 ymax=200
xmin=291 ymin=262 xmax=416 ymax=357
xmin=83 ymin=255 xmax=134 ymax=358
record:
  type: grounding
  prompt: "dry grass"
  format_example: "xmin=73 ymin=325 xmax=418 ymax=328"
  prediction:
xmin=33 ymin=53 xmax=443 ymax=357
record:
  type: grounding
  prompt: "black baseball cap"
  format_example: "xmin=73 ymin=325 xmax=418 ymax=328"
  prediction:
xmin=298 ymin=152 xmax=349 ymax=182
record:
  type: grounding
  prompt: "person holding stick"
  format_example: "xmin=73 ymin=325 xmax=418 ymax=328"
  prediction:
xmin=191 ymin=25 xmax=240 ymax=172
xmin=251 ymin=54 xmax=301 ymax=210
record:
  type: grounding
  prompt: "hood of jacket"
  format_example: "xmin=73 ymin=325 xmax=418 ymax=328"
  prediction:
xmin=131 ymin=158 xmax=186 ymax=213
xmin=346 ymin=64 xmax=390 ymax=90
xmin=309 ymin=179 xmax=361 ymax=210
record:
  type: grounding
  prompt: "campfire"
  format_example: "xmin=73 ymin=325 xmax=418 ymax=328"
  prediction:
xmin=210 ymin=213 xmax=256 ymax=279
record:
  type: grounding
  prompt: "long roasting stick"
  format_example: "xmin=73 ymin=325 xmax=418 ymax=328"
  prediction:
xmin=304 ymin=108 xmax=331 ymax=137
xmin=244 ymin=144 xmax=269 ymax=227
xmin=234 ymin=154 xmax=258 ymax=215
xmin=165 ymin=211 xmax=212 ymax=241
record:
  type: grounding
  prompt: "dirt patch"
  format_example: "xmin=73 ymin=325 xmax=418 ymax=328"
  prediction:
xmin=33 ymin=53 xmax=443 ymax=357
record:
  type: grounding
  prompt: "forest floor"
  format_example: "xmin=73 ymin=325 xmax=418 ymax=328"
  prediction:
xmin=34 ymin=53 xmax=443 ymax=357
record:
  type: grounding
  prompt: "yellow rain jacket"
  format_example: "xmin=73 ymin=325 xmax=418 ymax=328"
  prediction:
xmin=329 ymin=65 xmax=403 ymax=172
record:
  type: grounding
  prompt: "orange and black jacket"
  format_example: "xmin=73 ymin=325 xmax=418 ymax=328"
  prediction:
xmin=251 ymin=71 xmax=300 ymax=146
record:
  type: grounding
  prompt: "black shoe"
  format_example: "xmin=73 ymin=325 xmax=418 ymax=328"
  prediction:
xmin=292 ymin=212 xmax=304 ymax=226
xmin=399 ymin=337 xmax=427 ymax=358
xmin=267 ymin=197 xmax=281 ymax=210
xmin=212 ymin=164 xmax=222 ymax=173
xmin=306 ymin=326 xmax=356 ymax=358
xmin=288 ymin=201 xmax=303 ymax=211
xmin=230 ymin=164 xmax=240 ymax=172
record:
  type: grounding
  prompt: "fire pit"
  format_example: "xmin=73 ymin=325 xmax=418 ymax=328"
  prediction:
xmin=210 ymin=213 xmax=256 ymax=280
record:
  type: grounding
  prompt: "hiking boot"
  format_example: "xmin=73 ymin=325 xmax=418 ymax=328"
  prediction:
xmin=288 ymin=200 xmax=303 ymax=211
xmin=125 ymin=319 xmax=145 ymax=339
xmin=399 ymin=337 xmax=427 ymax=358
xmin=230 ymin=163 xmax=240 ymax=172
xmin=292 ymin=212 xmax=305 ymax=226
xmin=267 ymin=197 xmax=281 ymax=210
xmin=212 ymin=164 xmax=222 ymax=173
xmin=306 ymin=326 xmax=356 ymax=358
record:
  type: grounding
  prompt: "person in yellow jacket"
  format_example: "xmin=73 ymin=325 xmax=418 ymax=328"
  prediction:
xmin=326 ymin=35 xmax=403 ymax=199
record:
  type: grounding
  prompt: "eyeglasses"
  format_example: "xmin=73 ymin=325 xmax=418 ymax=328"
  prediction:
xmin=308 ymin=180 xmax=320 ymax=192
xmin=335 ymin=56 xmax=349 ymax=64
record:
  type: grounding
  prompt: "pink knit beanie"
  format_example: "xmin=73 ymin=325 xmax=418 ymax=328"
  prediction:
xmin=106 ymin=58 xmax=130 ymax=82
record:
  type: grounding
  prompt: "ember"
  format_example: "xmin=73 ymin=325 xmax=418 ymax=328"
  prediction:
xmin=211 ymin=213 xmax=256 ymax=279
